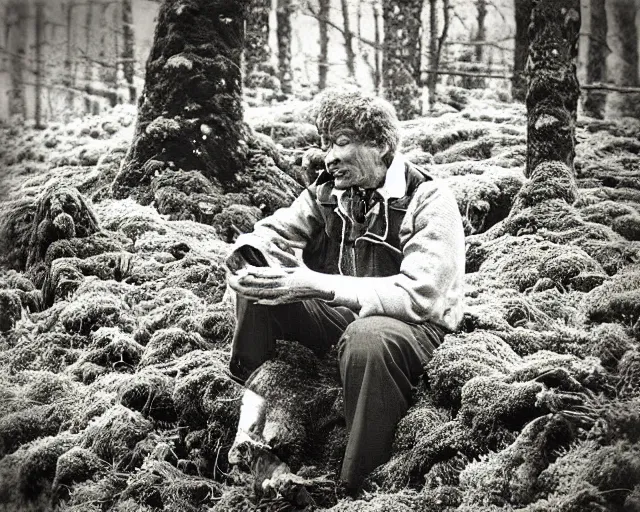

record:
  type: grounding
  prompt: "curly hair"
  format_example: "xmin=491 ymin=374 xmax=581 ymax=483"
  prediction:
xmin=312 ymin=88 xmax=400 ymax=167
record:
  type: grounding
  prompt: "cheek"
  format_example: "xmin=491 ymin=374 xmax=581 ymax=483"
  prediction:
xmin=353 ymin=148 xmax=381 ymax=170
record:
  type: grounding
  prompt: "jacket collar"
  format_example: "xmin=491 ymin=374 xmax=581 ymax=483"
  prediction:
xmin=377 ymin=154 xmax=407 ymax=200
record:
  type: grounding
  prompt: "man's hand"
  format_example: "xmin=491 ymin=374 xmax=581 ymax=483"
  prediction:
xmin=228 ymin=266 xmax=334 ymax=305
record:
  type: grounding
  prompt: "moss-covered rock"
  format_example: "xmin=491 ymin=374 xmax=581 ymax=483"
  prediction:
xmin=459 ymin=414 xmax=575 ymax=508
xmin=67 ymin=328 xmax=144 ymax=378
xmin=52 ymin=446 xmax=108 ymax=503
xmin=478 ymin=237 xmax=605 ymax=292
xmin=139 ymin=327 xmax=212 ymax=367
xmin=60 ymin=288 xmax=134 ymax=336
xmin=0 ymin=288 xmax=21 ymax=331
xmin=0 ymin=401 xmax=77 ymax=458
xmin=119 ymin=460 xmax=222 ymax=511
xmin=0 ymin=197 xmax=37 ymax=270
xmin=447 ymin=168 xmax=524 ymax=234
xmin=116 ymin=370 xmax=176 ymax=422
xmin=80 ymin=405 xmax=153 ymax=470
xmin=584 ymin=264 xmax=640 ymax=325
xmin=26 ymin=181 xmax=100 ymax=270
xmin=0 ymin=432 xmax=78 ymax=508
xmin=426 ymin=331 xmax=521 ymax=408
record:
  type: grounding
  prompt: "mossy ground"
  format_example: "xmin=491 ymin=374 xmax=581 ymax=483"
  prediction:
xmin=1 ymin=89 xmax=639 ymax=511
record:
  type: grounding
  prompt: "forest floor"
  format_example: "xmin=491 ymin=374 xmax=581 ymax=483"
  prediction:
xmin=1 ymin=88 xmax=640 ymax=512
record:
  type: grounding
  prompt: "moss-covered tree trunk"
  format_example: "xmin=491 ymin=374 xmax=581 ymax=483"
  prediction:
xmin=583 ymin=0 xmax=607 ymax=118
xmin=526 ymin=0 xmax=581 ymax=178
xmin=276 ymin=0 xmax=293 ymax=95
xmin=513 ymin=0 xmax=533 ymax=101
xmin=245 ymin=0 xmax=271 ymax=79
xmin=608 ymin=0 xmax=640 ymax=117
xmin=112 ymin=0 xmax=251 ymax=199
xmin=382 ymin=0 xmax=423 ymax=120
xmin=318 ymin=0 xmax=330 ymax=90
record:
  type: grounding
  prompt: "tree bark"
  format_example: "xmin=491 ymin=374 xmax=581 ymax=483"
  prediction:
xmin=7 ymin=1 xmax=28 ymax=118
xmin=608 ymin=0 xmax=640 ymax=116
xmin=35 ymin=1 xmax=45 ymax=128
xmin=373 ymin=1 xmax=381 ymax=94
xmin=526 ymin=0 xmax=581 ymax=178
xmin=318 ymin=0 xmax=330 ymax=90
xmin=340 ymin=0 xmax=356 ymax=78
xmin=475 ymin=0 xmax=487 ymax=62
xmin=111 ymin=0 xmax=251 ymax=199
xmin=382 ymin=0 xmax=423 ymax=120
xmin=64 ymin=3 xmax=75 ymax=114
xmin=84 ymin=1 xmax=94 ymax=113
xmin=98 ymin=3 xmax=117 ymax=108
xmin=245 ymin=0 xmax=271 ymax=79
xmin=513 ymin=0 xmax=533 ymax=101
xmin=427 ymin=0 xmax=449 ymax=109
xmin=276 ymin=0 xmax=293 ymax=95
xmin=583 ymin=0 xmax=608 ymax=118
xmin=121 ymin=0 xmax=136 ymax=104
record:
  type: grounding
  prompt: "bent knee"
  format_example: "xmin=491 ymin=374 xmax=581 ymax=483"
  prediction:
xmin=339 ymin=316 xmax=405 ymax=360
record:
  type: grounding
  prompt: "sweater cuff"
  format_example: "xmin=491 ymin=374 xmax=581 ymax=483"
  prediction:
xmin=319 ymin=274 xmax=361 ymax=311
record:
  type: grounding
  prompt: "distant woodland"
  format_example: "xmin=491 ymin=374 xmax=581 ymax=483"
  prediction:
xmin=1 ymin=0 xmax=639 ymax=125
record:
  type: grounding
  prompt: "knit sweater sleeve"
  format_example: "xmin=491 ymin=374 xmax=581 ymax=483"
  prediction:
xmin=326 ymin=180 xmax=466 ymax=330
xmin=227 ymin=186 xmax=325 ymax=267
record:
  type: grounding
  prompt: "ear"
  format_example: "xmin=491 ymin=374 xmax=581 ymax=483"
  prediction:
xmin=378 ymin=143 xmax=391 ymax=161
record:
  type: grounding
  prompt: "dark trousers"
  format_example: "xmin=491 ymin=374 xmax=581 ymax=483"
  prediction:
xmin=229 ymin=296 xmax=445 ymax=489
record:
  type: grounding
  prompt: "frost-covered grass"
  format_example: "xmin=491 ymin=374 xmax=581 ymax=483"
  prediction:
xmin=1 ymin=89 xmax=640 ymax=511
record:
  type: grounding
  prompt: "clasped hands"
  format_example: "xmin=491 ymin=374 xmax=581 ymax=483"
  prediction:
xmin=228 ymin=266 xmax=334 ymax=305
xmin=226 ymin=247 xmax=334 ymax=305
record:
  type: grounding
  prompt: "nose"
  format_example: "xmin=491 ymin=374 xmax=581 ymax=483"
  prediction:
xmin=325 ymin=145 xmax=339 ymax=169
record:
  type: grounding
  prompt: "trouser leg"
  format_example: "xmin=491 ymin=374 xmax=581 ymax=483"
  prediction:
xmin=230 ymin=296 xmax=356 ymax=383
xmin=337 ymin=316 xmax=445 ymax=489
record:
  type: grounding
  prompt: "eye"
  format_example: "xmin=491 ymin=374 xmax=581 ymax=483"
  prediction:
xmin=335 ymin=135 xmax=350 ymax=146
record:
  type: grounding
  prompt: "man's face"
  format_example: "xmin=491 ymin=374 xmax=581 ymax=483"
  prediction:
xmin=322 ymin=128 xmax=387 ymax=190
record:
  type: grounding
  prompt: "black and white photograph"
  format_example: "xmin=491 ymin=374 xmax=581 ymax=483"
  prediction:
xmin=0 ymin=0 xmax=639 ymax=510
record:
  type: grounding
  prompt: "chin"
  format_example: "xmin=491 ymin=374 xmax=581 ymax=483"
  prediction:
xmin=333 ymin=179 xmax=352 ymax=189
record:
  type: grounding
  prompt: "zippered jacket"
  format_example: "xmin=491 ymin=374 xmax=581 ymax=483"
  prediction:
xmin=229 ymin=155 xmax=466 ymax=331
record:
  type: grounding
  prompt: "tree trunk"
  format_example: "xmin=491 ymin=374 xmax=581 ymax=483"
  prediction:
xmin=513 ymin=0 xmax=533 ymax=101
xmin=427 ymin=0 xmax=449 ymax=109
xmin=408 ymin=0 xmax=424 ymax=85
xmin=427 ymin=0 xmax=438 ymax=105
xmin=84 ymin=2 xmax=94 ymax=113
xmin=98 ymin=3 xmax=117 ymax=108
xmin=318 ymin=0 xmax=330 ymax=90
xmin=382 ymin=0 xmax=423 ymax=120
xmin=245 ymin=0 xmax=271 ymax=79
xmin=526 ymin=0 xmax=581 ymax=178
xmin=583 ymin=0 xmax=608 ymax=118
xmin=64 ymin=2 xmax=75 ymax=115
xmin=373 ymin=1 xmax=381 ymax=94
xmin=7 ymin=1 xmax=28 ymax=118
xmin=475 ymin=0 xmax=487 ymax=62
xmin=111 ymin=0 xmax=251 ymax=199
xmin=276 ymin=0 xmax=293 ymax=95
xmin=608 ymin=0 xmax=640 ymax=116
xmin=121 ymin=0 xmax=136 ymax=104
xmin=340 ymin=0 xmax=356 ymax=78
xmin=34 ymin=1 xmax=45 ymax=128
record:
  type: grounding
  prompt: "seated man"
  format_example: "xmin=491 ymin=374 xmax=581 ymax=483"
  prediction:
xmin=226 ymin=89 xmax=465 ymax=492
